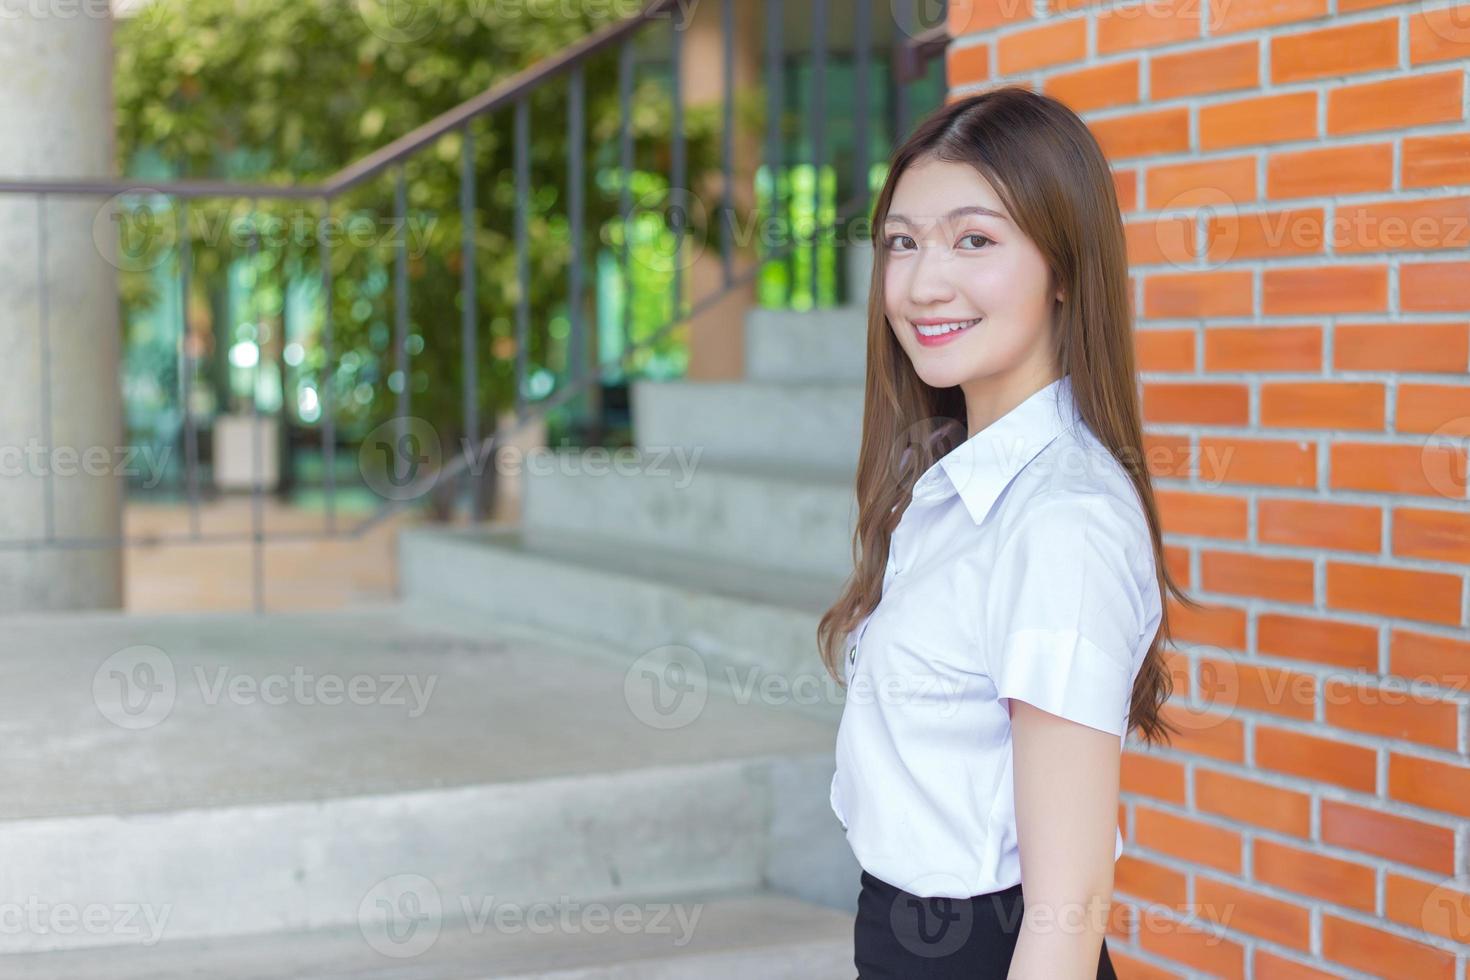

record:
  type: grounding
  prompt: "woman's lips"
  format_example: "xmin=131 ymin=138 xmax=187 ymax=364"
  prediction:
xmin=912 ymin=317 xmax=981 ymax=347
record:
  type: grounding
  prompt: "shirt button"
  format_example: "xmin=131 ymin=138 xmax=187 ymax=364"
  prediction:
xmin=848 ymin=644 xmax=856 ymax=664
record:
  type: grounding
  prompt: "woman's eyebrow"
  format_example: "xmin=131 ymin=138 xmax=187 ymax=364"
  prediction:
xmin=885 ymin=205 xmax=1010 ymax=226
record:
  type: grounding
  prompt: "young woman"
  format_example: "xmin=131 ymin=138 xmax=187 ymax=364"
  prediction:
xmin=821 ymin=86 xmax=1199 ymax=978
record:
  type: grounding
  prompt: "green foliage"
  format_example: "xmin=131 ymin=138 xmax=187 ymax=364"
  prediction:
xmin=114 ymin=0 xmax=737 ymax=491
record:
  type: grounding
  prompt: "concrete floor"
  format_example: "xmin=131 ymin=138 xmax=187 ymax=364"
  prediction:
xmin=0 ymin=602 xmax=837 ymax=821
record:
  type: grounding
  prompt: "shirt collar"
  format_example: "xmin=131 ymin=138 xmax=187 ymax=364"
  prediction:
xmin=910 ymin=374 xmax=1082 ymax=525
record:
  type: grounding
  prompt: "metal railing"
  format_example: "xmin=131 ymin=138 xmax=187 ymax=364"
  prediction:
xmin=0 ymin=0 xmax=950 ymax=611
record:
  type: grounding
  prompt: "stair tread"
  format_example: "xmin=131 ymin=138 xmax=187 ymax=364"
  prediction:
xmin=422 ymin=524 xmax=848 ymax=613
xmin=0 ymin=603 xmax=835 ymax=821
xmin=529 ymin=448 xmax=857 ymax=489
xmin=0 ymin=887 xmax=853 ymax=979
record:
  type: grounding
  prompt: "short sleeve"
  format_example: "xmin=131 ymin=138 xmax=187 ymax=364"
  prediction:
xmin=983 ymin=491 xmax=1150 ymax=737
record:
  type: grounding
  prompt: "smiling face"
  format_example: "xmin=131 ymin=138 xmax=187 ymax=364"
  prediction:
xmin=882 ymin=156 xmax=1064 ymax=427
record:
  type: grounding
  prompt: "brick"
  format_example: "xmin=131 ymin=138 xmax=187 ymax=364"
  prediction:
xmin=1143 ymin=271 xmax=1253 ymax=318
xmin=1388 ymin=752 xmax=1470 ymax=819
xmin=1323 ymin=677 xmax=1460 ymax=750
xmin=1258 ymin=498 xmax=1381 ymax=553
xmin=1143 ymin=382 xmax=1250 ymax=424
xmin=1199 ymin=437 xmax=1317 ymax=489
xmin=1390 ymin=628 xmax=1470 ymax=689
xmin=1257 ymin=612 xmax=1379 ymax=671
xmin=1317 ymin=799 xmax=1452 ymax=875
xmin=1207 ymin=207 xmax=1325 ymax=261
xmin=1091 ymin=107 xmax=1192 ymax=160
xmin=1259 ymin=381 xmax=1385 ymax=430
xmin=1327 ymin=70 xmax=1465 ymax=136
xmin=1097 ymin=0 xmax=1203 ymax=55
xmin=1138 ymin=914 xmax=1246 ymax=978
xmin=1195 ymin=768 xmax=1311 ymax=836
xmin=1194 ymin=877 xmax=1312 ymax=949
xmin=1255 ymin=950 xmax=1349 ymax=980
xmin=1398 ymin=383 xmax=1470 ymax=436
xmin=1204 ymin=325 xmax=1322 ymax=372
xmin=1326 ymin=559 xmax=1464 ymax=625
xmin=1262 ymin=265 xmax=1388 ymax=314
xmin=1383 ymin=873 xmax=1470 ymax=945
xmin=1167 ymin=598 xmax=1247 ymax=651
xmin=1255 ymin=725 xmax=1376 ymax=792
xmin=1122 ymin=751 xmax=1187 ymax=803
xmin=1144 ymin=432 xmax=1193 ymax=479
xmin=1210 ymin=0 xmax=1327 ymax=34
xmin=1335 ymin=321 xmax=1470 ymax=373
xmin=950 ymin=0 xmax=1037 ymax=36
xmin=1126 ymin=215 xmax=1197 ymax=267
xmin=946 ymin=41 xmax=990 ymax=88
xmin=1321 ymin=912 xmax=1459 ymax=978
xmin=1267 ymin=143 xmax=1394 ymax=199
xmin=1043 ymin=59 xmax=1140 ymax=112
xmin=1151 ymin=40 xmax=1258 ymax=100
xmin=1137 ymin=327 xmax=1195 ymax=371
xmin=1223 ymin=656 xmax=1318 ymax=720
xmin=1115 ymin=167 xmax=1139 ymax=211
xmin=1254 ymin=839 xmax=1377 ymax=913
xmin=1146 ymin=156 xmax=1257 ymax=211
xmin=1332 ymin=197 xmax=1470 ymax=254
xmin=1402 ymin=261 xmax=1470 ymax=312
xmin=1160 ymin=703 xmax=1247 ymax=762
xmin=1403 ymin=134 xmax=1470 ymax=189
xmin=1331 ymin=441 xmax=1467 ymax=499
xmin=1271 ymin=19 xmax=1398 ymax=83
xmin=1135 ymin=806 xmax=1242 ymax=873
xmin=1201 ymin=550 xmax=1315 ymax=603
xmin=1156 ymin=489 xmax=1247 ymax=538
xmin=1200 ymin=91 xmax=1318 ymax=150
xmin=1393 ymin=506 xmax=1470 ymax=563
xmin=997 ymin=18 xmax=1088 ymax=74
xmin=1116 ymin=854 xmax=1189 ymax=907
xmin=1410 ymin=6 xmax=1470 ymax=65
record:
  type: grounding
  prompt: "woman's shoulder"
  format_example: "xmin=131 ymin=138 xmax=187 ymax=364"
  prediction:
xmin=1003 ymin=418 xmax=1148 ymax=539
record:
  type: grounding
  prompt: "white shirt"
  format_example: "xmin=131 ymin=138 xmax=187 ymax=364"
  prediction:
xmin=829 ymin=373 xmax=1162 ymax=899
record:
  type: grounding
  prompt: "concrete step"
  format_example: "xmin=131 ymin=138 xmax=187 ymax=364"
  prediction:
xmin=0 ymin=604 xmax=855 ymax=955
xmin=522 ymin=451 xmax=858 ymax=580
xmin=631 ymin=379 xmax=863 ymax=471
xmin=745 ymin=305 xmax=867 ymax=384
xmin=2 ymin=887 xmax=853 ymax=979
xmin=398 ymin=525 xmax=847 ymax=726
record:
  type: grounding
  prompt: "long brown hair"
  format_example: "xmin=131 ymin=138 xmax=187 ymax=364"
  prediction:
xmin=817 ymin=84 xmax=1202 ymax=747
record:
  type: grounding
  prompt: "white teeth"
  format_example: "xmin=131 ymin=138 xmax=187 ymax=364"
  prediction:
xmin=915 ymin=317 xmax=981 ymax=337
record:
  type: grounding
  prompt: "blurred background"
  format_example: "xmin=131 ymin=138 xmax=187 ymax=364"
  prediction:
xmin=0 ymin=0 xmax=1465 ymax=976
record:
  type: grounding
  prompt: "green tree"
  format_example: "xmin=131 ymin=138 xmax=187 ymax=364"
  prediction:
xmin=114 ymin=0 xmax=740 ymax=517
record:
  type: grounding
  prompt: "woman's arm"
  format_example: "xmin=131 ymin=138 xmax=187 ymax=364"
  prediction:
xmin=1004 ymin=697 xmax=1120 ymax=979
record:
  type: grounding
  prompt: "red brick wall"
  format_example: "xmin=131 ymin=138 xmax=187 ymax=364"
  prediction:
xmin=946 ymin=3 xmax=1469 ymax=977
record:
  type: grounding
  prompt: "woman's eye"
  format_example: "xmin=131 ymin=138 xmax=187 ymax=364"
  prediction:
xmin=960 ymin=233 xmax=993 ymax=249
xmin=885 ymin=234 xmax=915 ymax=251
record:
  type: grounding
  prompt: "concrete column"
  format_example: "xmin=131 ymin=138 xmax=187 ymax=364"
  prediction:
xmin=0 ymin=6 xmax=124 ymax=610
xmin=680 ymin=0 xmax=763 ymax=382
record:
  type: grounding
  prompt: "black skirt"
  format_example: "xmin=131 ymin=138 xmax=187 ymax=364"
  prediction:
xmin=854 ymin=869 xmax=1120 ymax=979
